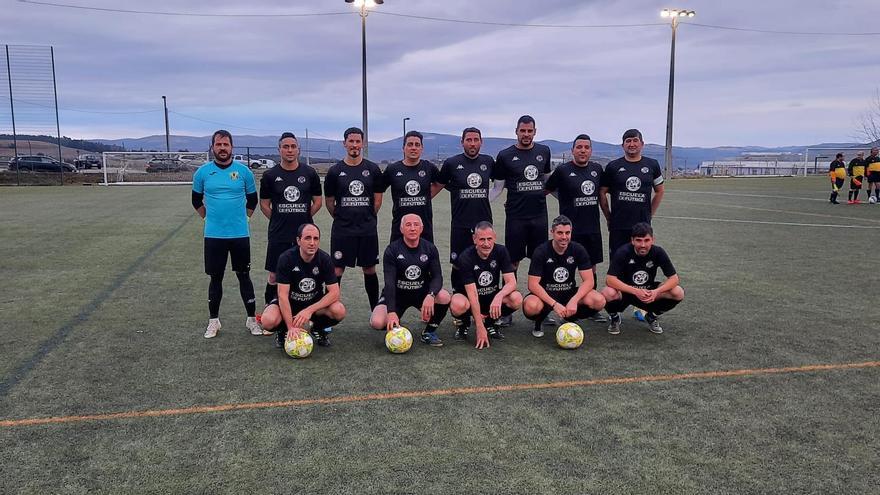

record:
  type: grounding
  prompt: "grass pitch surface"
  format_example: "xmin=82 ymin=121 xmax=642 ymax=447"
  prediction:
xmin=1 ymin=177 xmax=878 ymax=494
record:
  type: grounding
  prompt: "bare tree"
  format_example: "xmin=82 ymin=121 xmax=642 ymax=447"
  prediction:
xmin=858 ymin=88 xmax=880 ymax=145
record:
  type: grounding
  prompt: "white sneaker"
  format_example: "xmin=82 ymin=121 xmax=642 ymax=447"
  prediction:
xmin=531 ymin=327 xmax=545 ymax=338
xmin=204 ymin=318 xmax=221 ymax=339
xmin=246 ymin=316 xmax=268 ymax=336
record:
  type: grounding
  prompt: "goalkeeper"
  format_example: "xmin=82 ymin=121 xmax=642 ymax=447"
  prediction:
xmin=847 ymin=152 xmax=865 ymax=204
xmin=828 ymin=153 xmax=846 ymax=205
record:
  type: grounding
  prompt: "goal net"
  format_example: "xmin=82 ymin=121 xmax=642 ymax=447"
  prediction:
xmin=100 ymin=151 xmax=209 ymax=185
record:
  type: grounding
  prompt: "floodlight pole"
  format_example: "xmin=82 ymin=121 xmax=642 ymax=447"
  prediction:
xmin=5 ymin=45 xmax=18 ymax=161
xmin=51 ymin=46 xmax=63 ymax=184
xmin=661 ymin=9 xmax=694 ymax=179
xmin=162 ymin=96 xmax=170 ymax=152
xmin=403 ymin=117 xmax=410 ymax=139
xmin=360 ymin=5 xmax=369 ymax=158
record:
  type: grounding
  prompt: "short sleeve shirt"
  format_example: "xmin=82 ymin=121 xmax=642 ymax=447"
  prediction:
xmin=192 ymin=160 xmax=257 ymax=239
xmin=607 ymin=244 xmax=676 ymax=289
xmin=545 ymin=160 xmax=604 ymax=235
xmin=323 ymin=159 xmax=384 ymax=236
xmin=493 ymin=144 xmax=552 ymax=219
xmin=259 ymin=164 xmax=322 ymax=242
xmin=383 ymin=159 xmax=440 ymax=228
xmin=600 ymin=157 xmax=664 ymax=231
xmin=454 ymin=244 xmax=515 ymax=297
xmin=528 ymin=240 xmax=592 ymax=300
xmin=275 ymin=248 xmax=338 ymax=304
xmin=437 ymin=153 xmax=495 ymax=229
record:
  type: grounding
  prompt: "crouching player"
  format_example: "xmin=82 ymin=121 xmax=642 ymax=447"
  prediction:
xmin=522 ymin=215 xmax=605 ymax=338
xmin=260 ymin=224 xmax=346 ymax=349
xmin=370 ymin=214 xmax=451 ymax=347
xmin=449 ymin=221 xmax=522 ymax=349
xmin=601 ymin=222 xmax=684 ymax=335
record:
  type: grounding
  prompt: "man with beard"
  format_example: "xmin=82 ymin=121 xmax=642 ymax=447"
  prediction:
xmin=324 ymin=127 xmax=384 ymax=310
xmin=599 ymin=129 xmax=665 ymax=257
xmin=383 ymin=130 xmax=441 ymax=242
xmin=259 ymin=132 xmax=322 ymax=304
xmin=192 ymin=130 xmax=264 ymax=339
xmin=370 ymin=214 xmax=451 ymax=347
xmin=522 ymin=215 xmax=606 ymax=338
xmin=601 ymin=222 xmax=684 ymax=335
xmin=260 ymin=224 xmax=346 ymax=349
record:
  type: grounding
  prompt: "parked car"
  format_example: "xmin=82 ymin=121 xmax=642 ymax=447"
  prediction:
xmin=145 ymin=157 xmax=196 ymax=173
xmin=74 ymin=153 xmax=102 ymax=169
xmin=8 ymin=155 xmax=77 ymax=173
xmin=233 ymin=155 xmax=276 ymax=169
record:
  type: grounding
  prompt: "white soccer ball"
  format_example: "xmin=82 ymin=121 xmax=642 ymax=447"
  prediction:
xmin=385 ymin=326 xmax=413 ymax=354
xmin=556 ymin=322 xmax=584 ymax=349
xmin=869 ymin=195 xmax=878 ymax=204
xmin=284 ymin=330 xmax=313 ymax=359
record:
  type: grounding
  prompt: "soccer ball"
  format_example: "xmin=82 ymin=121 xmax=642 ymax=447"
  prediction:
xmin=633 ymin=308 xmax=647 ymax=321
xmin=385 ymin=326 xmax=413 ymax=354
xmin=556 ymin=322 xmax=584 ymax=349
xmin=869 ymin=195 xmax=878 ymax=204
xmin=284 ymin=330 xmax=313 ymax=359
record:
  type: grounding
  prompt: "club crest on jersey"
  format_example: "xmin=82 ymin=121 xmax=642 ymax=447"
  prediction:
xmin=553 ymin=267 xmax=569 ymax=283
xmin=334 ymin=251 xmax=343 ymax=260
xmin=418 ymin=170 xmax=426 ymax=177
xmin=362 ymin=170 xmax=370 ymax=177
xmin=480 ymin=164 xmax=487 ymax=171
xmin=591 ymin=171 xmax=598 ymax=177
xmin=625 ymin=176 xmax=642 ymax=192
xmin=283 ymin=186 xmax=300 ymax=202
xmin=299 ymin=278 xmax=316 ymax=293
xmin=467 ymin=173 xmax=482 ymax=188
xmin=524 ymin=165 xmax=539 ymax=181
xmin=478 ymin=271 xmax=493 ymax=287
xmin=536 ymin=155 xmax=544 ymax=162
xmin=404 ymin=265 xmax=421 ymax=280
xmin=405 ymin=180 xmax=421 ymax=196
xmin=632 ymin=271 xmax=649 ymax=286
xmin=489 ymin=260 xmax=497 ymax=269
xmin=581 ymin=181 xmax=595 ymax=195
xmin=230 ymin=171 xmax=239 ymax=180
xmin=312 ymin=266 xmax=320 ymax=275
xmin=349 ymin=180 xmax=365 ymax=196
xmin=451 ymin=252 xmax=458 ymax=260
xmin=419 ymin=254 xmax=429 ymax=262
xmin=641 ymin=167 xmax=649 ymax=174
xmin=566 ymin=256 xmax=575 ymax=264
xmin=298 ymin=176 xmax=306 ymax=184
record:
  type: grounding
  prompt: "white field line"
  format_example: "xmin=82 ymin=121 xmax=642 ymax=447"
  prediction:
xmin=657 ymin=215 xmax=880 ymax=229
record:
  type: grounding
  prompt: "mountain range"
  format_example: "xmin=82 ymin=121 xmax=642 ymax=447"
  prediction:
xmin=96 ymin=133 xmax=867 ymax=169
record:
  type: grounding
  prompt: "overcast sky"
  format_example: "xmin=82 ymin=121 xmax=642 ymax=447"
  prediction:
xmin=2 ymin=0 xmax=879 ymax=147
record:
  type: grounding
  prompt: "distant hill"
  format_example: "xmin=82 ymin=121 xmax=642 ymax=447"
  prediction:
xmin=93 ymin=133 xmax=869 ymax=170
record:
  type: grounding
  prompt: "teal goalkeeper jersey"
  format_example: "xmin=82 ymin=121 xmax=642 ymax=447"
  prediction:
xmin=192 ymin=160 xmax=256 ymax=239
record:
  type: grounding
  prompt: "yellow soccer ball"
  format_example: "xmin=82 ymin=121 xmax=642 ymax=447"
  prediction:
xmin=556 ymin=322 xmax=584 ymax=349
xmin=385 ymin=326 xmax=413 ymax=354
xmin=284 ymin=330 xmax=314 ymax=359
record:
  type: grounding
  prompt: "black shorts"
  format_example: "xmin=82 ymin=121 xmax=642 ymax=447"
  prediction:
xmin=377 ymin=289 xmax=427 ymax=316
xmin=833 ymin=178 xmax=845 ymax=190
xmin=390 ymin=220 xmax=434 ymax=244
xmin=850 ymin=176 xmax=864 ymax=190
xmin=573 ymin=232 xmax=603 ymax=266
xmin=204 ymin=237 xmax=250 ymax=276
xmin=608 ymin=229 xmax=632 ymax=258
xmin=449 ymin=226 xmax=474 ymax=264
xmin=451 ymin=284 xmax=499 ymax=311
xmin=868 ymin=172 xmax=880 ymax=184
xmin=264 ymin=240 xmax=295 ymax=272
xmin=505 ymin=215 xmax=548 ymax=262
xmin=330 ymin=234 xmax=379 ymax=268
xmin=266 ymin=297 xmax=319 ymax=314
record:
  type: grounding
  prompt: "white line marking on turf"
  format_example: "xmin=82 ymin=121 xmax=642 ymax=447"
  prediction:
xmin=672 ymin=190 xmax=828 ymax=202
xmin=665 ymin=199 xmax=880 ymax=224
xmin=657 ymin=215 xmax=880 ymax=229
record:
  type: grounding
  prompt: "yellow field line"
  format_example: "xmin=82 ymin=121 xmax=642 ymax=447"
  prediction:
xmin=2 ymin=360 xmax=877 ymax=428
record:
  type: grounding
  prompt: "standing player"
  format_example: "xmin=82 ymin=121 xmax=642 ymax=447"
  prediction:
xmin=191 ymin=130 xmax=264 ymax=339
xmin=383 ymin=130 xmax=441 ymax=242
xmin=522 ymin=216 xmax=606 ymax=338
xmin=599 ymin=129 xmax=665 ymax=257
xmin=847 ymin=151 xmax=865 ymax=204
xmin=449 ymin=221 xmax=522 ymax=349
xmin=259 ymin=132 xmax=322 ymax=304
xmin=436 ymin=127 xmax=496 ymax=305
xmin=828 ymin=153 xmax=846 ymax=205
xmin=324 ymin=127 xmax=384 ymax=310
xmin=545 ymin=134 xmax=605 ymax=291
xmin=260 ymin=224 xmax=346 ymax=349
xmin=601 ymin=222 xmax=684 ymax=335
xmin=866 ymin=147 xmax=880 ymax=202
xmin=370 ymin=214 xmax=451 ymax=347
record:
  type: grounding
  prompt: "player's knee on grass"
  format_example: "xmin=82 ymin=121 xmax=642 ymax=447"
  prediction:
xmin=261 ymin=303 xmax=282 ymax=329
xmin=583 ymin=290 xmax=606 ymax=310
xmin=369 ymin=305 xmax=388 ymax=330
xmin=522 ymin=294 xmax=544 ymax=317
xmin=504 ymin=291 xmax=523 ymax=310
xmin=450 ymin=293 xmax=470 ymax=316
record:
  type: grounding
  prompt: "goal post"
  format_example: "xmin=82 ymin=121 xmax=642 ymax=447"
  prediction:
xmin=802 ymin=147 xmax=874 ymax=177
xmin=100 ymin=151 xmax=209 ymax=185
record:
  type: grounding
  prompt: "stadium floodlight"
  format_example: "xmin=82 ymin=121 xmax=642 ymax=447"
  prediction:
xmin=345 ymin=0 xmax=384 ymax=157
xmin=661 ymin=8 xmax=696 ymax=180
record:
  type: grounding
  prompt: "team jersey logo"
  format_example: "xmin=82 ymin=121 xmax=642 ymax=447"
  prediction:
xmin=283 ymin=186 xmax=301 ymax=202
xmin=646 ymin=261 xmax=654 ymax=268
xmin=489 ymin=260 xmax=497 ymax=269
xmin=524 ymin=165 xmax=539 ymax=181
xmin=349 ymin=180 xmax=365 ymax=196
xmin=334 ymin=251 xmax=343 ymax=260
xmin=451 ymin=252 xmax=458 ymax=260
xmin=362 ymin=170 xmax=370 ymax=177
xmin=625 ymin=176 xmax=642 ymax=192
xmin=580 ymin=180 xmax=595 ymax=196
xmin=641 ymin=167 xmax=649 ymax=174
xmin=478 ymin=271 xmax=494 ymax=287
xmin=591 ymin=170 xmax=598 ymax=177
xmin=480 ymin=164 xmax=487 ymax=171
xmin=299 ymin=278 xmax=316 ymax=293
xmin=230 ymin=171 xmax=239 ymax=181
xmin=404 ymin=265 xmax=421 ymax=281
xmin=566 ymin=256 xmax=575 ymax=264
xmin=467 ymin=173 xmax=482 ymax=188
xmin=298 ymin=176 xmax=306 ymax=184
xmin=312 ymin=266 xmax=320 ymax=275
xmin=553 ymin=267 xmax=569 ymax=283
xmin=418 ymin=170 xmax=426 ymax=177
xmin=419 ymin=254 xmax=429 ymax=262
xmin=536 ymin=155 xmax=544 ymax=162
xmin=632 ymin=271 xmax=649 ymax=286
xmin=405 ymin=180 xmax=421 ymax=196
